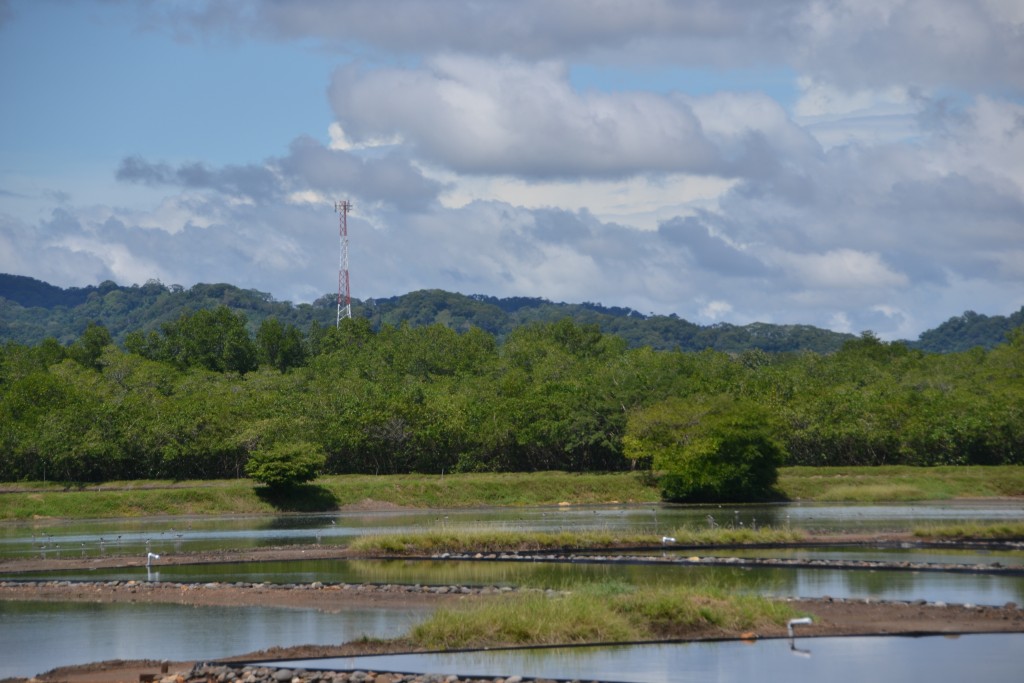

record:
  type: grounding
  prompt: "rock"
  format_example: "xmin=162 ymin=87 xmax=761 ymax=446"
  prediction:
xmin=273 ymin=669 xmax=294 ymax=681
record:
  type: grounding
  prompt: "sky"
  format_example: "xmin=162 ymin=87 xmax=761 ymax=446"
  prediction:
xmin=1 ymin=0 xmax=1023 ymax=340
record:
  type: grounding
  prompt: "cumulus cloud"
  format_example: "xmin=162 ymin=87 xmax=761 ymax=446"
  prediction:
xmin=791 ymin=0 xmax=1024 ymax=92
xmin=329 ymin=56 xmax=722 ymax=179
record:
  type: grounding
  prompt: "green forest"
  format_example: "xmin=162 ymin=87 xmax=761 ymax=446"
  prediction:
xmin=2 ymin=303 xmax=1022 ymax=487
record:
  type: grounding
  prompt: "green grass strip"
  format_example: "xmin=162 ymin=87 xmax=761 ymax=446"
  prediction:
xmin=2 ymin=466 xmax=1021 ymax=521
xmin=778 ymin=465 xmax=1024 ymax=502
xmin=912 ymin=521 xmax=1024 ymax=541
xmin=410 ymin=581 xmax=801 ymax=649
xmin=349 ymin=526 xmax=807 ymax=555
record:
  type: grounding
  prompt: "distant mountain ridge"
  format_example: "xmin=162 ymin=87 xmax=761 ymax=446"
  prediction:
xmin=1 ymin=273 xmax=1020 ymax=353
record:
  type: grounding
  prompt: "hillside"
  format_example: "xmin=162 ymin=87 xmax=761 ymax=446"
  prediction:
xmin=909 ymin=308 xmax=1024 ymax=353
xmin=2 ymin=273 xmax=1019 ymax=353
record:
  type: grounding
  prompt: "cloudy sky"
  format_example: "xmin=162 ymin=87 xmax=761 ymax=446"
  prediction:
xmin=1 ymin=0 xmax=1023 ymax=339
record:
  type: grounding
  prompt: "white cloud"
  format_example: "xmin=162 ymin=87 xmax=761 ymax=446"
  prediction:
xmin=793 ymin=78 xmax=919 ymax=149
xmin=700 ymin=300 xmax=734 ymax=321
xmin=329 ymin=56 xmax=722 ymax=178
xmin=773 ymin=248 xmax=909 ymax=289
xmin=432 ymin=170 xmax=736 ymax=230
xmin=829 ymin=311 xmax=853 ymax=333
xmin=792 ymin=0 xmax=1024 ymax=92
xmin=286 ymin=190 xmax=327 ymax=205
xmin=327 ymin=122 xmax=403 ymax=151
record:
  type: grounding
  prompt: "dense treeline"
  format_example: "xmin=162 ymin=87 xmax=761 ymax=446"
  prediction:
xmin=1 ymin=309 xmax=1022 ymax=483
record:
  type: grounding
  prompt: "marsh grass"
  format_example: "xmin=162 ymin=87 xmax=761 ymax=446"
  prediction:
xmin=349 ymin=530 xmax=649 ymax=555
xmin=410 ymin=582 xmax=800 ymax=649
xmin=666 ymin=526 xmax=807 ymax=545
xmin=913 ymin=521 xmax=1024 ymax=541
xmin=349 ymin=525 xmax=806 ymax=555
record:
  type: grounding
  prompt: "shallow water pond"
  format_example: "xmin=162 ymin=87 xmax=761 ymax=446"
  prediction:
xmin=263 ymin=634 xmax=1024 ymax=683
xmin=0 ymin=599 xmax=428 ymax=680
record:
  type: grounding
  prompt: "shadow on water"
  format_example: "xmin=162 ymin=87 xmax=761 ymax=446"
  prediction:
xmin=255 ymin=484 xmax=340 ymax=512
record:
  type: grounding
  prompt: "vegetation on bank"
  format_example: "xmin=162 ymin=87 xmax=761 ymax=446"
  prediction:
xmin=913 ymin=521 xmax=1024 ymax=541
xmin=410 ymin=581 xmax=801 ymax=649
xmin=0 ymin=467 xmax=1021 ymax=522
xmin=0 ymin=472 xmax=658 ymax=521
xmin=350 ymin=526 xmax=808 ymax=555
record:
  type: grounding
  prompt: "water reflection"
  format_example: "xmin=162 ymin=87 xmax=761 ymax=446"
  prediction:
xmin=0 ymin=600 xmax=428 ymax=680
xmin=266 ymin=634 xmax=1024 ymax=683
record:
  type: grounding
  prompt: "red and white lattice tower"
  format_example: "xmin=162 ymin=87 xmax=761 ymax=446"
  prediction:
xmin=335 ymin=200 xmax=352 ymax=326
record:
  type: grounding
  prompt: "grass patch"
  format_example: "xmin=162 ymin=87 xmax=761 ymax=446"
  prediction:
xmin=0 ymin=472 xmax=659 ymax=521
xmin=913 ymin=521 xmax=1024 ymax=541
xmin=666 ymin=526 xmax=807 ymax=545
xmin=812 ymin=484 xmax=926 ymax=502
xmin=410 ymin=581 xmax=801 ymax=649
xmin=778 ymin=465 xmax=1024 ymax=502
xmin=349 ymin=530 xmax=654 ymax=555
xmin=349 ymin=526 xmax=807 ymax=555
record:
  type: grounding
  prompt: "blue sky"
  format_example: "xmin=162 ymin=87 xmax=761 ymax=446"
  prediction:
xmin=2 ymin=0 xmax=1023 ymax=340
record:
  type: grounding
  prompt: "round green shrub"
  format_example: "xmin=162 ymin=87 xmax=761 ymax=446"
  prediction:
xmin=245 ymin=442 xmax=326 ymax=490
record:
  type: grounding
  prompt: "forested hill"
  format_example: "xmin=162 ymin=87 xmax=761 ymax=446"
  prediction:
xmin=1 ymin=272 xmax=1019 ymax=353
xmin=0 ymin=274 xmax=850 ymax=353
xmin=909 ymin=309 xmax=1024 ymax=353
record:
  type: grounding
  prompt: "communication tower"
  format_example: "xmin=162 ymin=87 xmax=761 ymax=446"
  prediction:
xmin=335 ymin=200 xmax=352 ymax=325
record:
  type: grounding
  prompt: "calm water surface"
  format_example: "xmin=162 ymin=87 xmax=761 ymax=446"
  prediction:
xmin=0 ymin=600 xmax=428 ymax=680
xmin=266 ymin=634 xmax=1024 ymax=683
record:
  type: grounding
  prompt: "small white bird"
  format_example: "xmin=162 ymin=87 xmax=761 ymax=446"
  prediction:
xmin=787 ymin=616 xmax=813 ymax=638
xmin=661 ymin=536 xmax=676 ymax=544
xmin=146 ymin=552 xmax=160 ymax=566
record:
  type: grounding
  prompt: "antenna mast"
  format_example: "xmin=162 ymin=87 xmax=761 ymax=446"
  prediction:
xmin=335 ymin=200 xmax=352 ymax=326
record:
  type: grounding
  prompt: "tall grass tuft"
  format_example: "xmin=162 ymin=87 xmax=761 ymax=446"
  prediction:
xmin=349 ymin=526 xmax=807 ymax=555
xmin=913 ymin=521 xmax=1024 ymax=541
xmin=410 ymin=582 xmax=801 ymax=649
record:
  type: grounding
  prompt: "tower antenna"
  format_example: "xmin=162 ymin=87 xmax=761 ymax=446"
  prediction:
xmin=334 ymin=200 xmax=352 ymax=326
